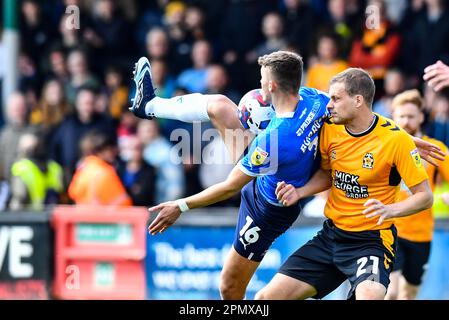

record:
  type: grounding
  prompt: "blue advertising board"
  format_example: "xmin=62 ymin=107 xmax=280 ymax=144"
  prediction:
xmin=146 ymin=224 xmax=449 ymax=300
xmin=146 ymin=224 xmax=349 ymax=299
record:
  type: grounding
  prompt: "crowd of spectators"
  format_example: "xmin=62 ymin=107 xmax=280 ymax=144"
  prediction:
xmin=0 ymin=0 xmax=448 ymax=211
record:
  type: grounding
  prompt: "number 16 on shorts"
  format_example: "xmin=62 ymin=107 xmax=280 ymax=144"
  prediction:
xmin=239 ymin=216 xmax=261 ymax=251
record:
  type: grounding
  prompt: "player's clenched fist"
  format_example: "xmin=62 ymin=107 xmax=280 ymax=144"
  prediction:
xmin=148 ymin=201 xmax=181 ymax=235
xmin=276 ymin=181 xmax=301 ymax=207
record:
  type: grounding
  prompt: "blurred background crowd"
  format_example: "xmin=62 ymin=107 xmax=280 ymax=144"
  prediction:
xmin=0 ymin=0 xmax=448 ymax=212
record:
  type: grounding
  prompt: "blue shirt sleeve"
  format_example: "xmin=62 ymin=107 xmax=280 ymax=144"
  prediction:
xmin=238 ymin=130 xmax=277 ymax=176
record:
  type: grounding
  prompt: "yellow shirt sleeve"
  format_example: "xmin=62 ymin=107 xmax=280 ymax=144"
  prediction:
xmin=393 ymin=131 xmax=429 ymax=188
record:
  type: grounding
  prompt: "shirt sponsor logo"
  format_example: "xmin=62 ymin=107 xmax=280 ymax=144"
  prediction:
xmin=296 ymin=102 xmax=320 ymax=137
xmin=334 ymin=170 xmax=369 ymax=199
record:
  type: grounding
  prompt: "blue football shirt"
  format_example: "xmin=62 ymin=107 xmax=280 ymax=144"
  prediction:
xmin=238 ymin=87 xmax=330 ymax=206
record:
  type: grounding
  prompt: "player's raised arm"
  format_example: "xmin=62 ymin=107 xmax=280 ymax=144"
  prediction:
xmin=148 ymin=166 xmax=253 ymax=235
xmin=276 ymin=168 xmax=332 ymax=207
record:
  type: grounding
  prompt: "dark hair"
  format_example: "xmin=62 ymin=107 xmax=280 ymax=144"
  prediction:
xmin=315 ymin=32 xmax=340 ymax=54
xmin=258 ymin=50 xmax=303 ymax=94
xmin=105 ymin=65 xmax=124 ymax=77
xmin=80 ymin=130 xmax=116 ymax=155
xmin=330 ymin=68 xmax=376 ymax=107
xmin=28 ymin=133 xmax=48 ymax=162
xmin=77 ymin=85 xmax=99 ymax=96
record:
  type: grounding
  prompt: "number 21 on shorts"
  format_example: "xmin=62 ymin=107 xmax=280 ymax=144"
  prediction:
xmin=356 ymin=256 xmax=379 ymax=278
xmin=239 ymin=216 xmax=261 ymax=250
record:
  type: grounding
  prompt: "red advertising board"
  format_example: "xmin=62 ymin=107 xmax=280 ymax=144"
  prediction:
xmin=52 ymin=205 xmax=148 ymax=299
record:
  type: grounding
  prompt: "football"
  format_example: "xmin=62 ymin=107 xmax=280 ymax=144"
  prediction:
xmin=238 ymin=89 xmax=275 ymax=134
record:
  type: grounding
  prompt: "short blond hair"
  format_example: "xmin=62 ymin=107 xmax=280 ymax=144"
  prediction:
xmin=391 ymin=89 xmax=423 ymax=111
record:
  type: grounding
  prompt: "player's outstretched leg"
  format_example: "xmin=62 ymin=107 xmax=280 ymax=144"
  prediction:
xmin=130 ymin=56 xmax=239 ymax=124
xmin=130 ymin=57 xmax=254 ymax=163
xmin=207 ymin=95 xmax=255 ymax=163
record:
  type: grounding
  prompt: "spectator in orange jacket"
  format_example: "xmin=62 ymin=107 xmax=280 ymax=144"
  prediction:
xmin=68 ymin=130 xmax=132 ymax=206
xmin=349 ymin=0 xmax=401 ymax=83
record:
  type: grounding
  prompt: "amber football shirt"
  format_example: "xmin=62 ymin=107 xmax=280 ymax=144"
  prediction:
xmin=320 ymin=114 xmax=429 ymax=232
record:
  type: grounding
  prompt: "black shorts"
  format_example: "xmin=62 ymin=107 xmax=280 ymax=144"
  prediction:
xmin=278 ymin=219 xmax=397 ymax=299
xmin=393 ymin=237 xmax=431 ymax=286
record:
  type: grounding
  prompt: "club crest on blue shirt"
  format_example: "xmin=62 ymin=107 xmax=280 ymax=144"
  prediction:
xmin=250 ymin=147 xmax=269 ymax=166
